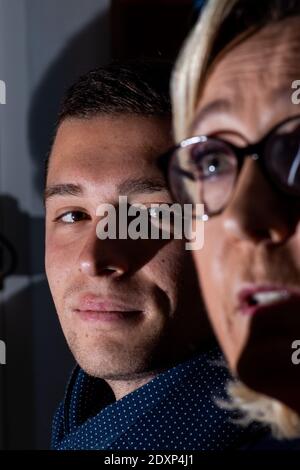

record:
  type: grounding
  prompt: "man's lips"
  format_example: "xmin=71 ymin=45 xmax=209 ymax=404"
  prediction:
xmin=236 ymin=284 xmax=300 ymax=316
xmin=72 ymin=295 xmax=143 ymax=322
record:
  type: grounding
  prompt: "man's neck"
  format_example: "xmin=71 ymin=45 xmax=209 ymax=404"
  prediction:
xmin=106 ymin=373 xmax=157 ymax=401
xmin=104 ymin=342 xmax=212 ymax=401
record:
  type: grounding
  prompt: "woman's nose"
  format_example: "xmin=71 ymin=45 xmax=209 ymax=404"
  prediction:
xmin=222 ymin=159 xmax=299 ymax=245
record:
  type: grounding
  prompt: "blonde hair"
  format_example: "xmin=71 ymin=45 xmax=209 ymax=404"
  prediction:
xmin=222 ymin=381 xmax=300 ymax=440
xmin=172 ymin=0 xmax=238 ymax=141
xmin=172 ymin=0 xmax=300 ymax=439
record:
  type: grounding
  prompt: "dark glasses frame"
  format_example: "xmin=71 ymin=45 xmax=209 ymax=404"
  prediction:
xmin=158 ymin=114 xmax=300 ymax=217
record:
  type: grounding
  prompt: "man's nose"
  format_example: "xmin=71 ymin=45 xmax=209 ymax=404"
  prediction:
xmin=78 ymin=224 xmax=130 ymax=278
xmin=222 ymin=159 xmax=299 ymax=244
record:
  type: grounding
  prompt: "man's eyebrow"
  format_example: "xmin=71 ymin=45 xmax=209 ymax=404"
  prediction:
xmin=118 ymin=178 xmax=167 ymax=195
xmin=44 ymin=183 xmax=83 ymax=203
xmin=191 ymin=99 xmax=233 ymax=133
xmin=44 ymin=178 xmax=166 ymax=204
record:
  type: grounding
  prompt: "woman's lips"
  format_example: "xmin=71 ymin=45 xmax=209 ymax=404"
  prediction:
xmin=73 ymin=296 xmax=143 ymax=323
xmin=236 ymin=284 xmax=300 ymax=316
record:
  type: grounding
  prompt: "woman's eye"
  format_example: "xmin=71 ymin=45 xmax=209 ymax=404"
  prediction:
xmin=202 ymin=154 xmax=226 ymax=176
xmin=56 ymin=211 xmax=89 ymax=224
xmin=190 ymin=141 xmax=236 ymax=180
xmin=195 ymin=153 xmax=234 ymax=179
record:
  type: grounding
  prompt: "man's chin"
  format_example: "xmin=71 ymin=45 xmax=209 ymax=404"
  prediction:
xmin=96 ymin=370 xmax=157 ymax=381
xmin=69 ymin=341 xmax=156 ymax=380
xmin=75 ymin=356 xmax=154 ymax=381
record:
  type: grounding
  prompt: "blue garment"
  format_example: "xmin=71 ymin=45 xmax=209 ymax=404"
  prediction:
xmin=51 ymin=347 xmax=264 ymax=450
xmin=194 ymin=0 xmax=207 ymax=13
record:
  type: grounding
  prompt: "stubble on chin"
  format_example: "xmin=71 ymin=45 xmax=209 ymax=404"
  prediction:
xmin=62 ymin=325 xmax=166 ymax=380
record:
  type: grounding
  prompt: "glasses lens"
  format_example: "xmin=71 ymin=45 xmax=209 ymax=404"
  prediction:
xmin=169 ymin=138 xmax=238 ymax=215
xmin=266 ymin=117 xmax=300 ymax=196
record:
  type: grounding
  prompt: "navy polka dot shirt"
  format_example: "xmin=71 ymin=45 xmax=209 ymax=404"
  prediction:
xmin=51 ymin=346 xmax=264 ymax=450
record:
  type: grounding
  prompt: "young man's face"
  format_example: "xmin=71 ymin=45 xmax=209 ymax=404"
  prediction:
xmin=45 ymin=114 xmax=211 ymax=379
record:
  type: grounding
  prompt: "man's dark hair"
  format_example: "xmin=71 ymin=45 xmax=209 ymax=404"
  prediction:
xmin=44 ymin=61 xmax=172 ymax=185
xmin=58 ymin=61 xmax=172 ymax=125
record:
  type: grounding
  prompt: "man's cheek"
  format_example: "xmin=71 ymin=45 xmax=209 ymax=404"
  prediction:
xmin=45 ymin=251 xmax=60 ymax=282
xmin=47 ymin=267 xmax=64 ymax=301
xmin=148 ymin=242 xmax=184 ymax=278
xmin=46 ymin=246 xmax=72 ymax=291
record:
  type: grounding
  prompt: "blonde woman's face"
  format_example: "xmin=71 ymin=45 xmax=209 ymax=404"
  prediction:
xmin=191 ymin=17 xmax=300 ymax=408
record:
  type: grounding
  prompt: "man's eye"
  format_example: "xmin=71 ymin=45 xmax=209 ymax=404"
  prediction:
xmin=147 ymin=207 xmax=160 ymax=219
xmin=56 ymin=211 xmax=89 ymax=224
xmin=147 ymin=206 xmax=174 ymax=219
xmin=146 ymin=205 xmax=183 ymax=230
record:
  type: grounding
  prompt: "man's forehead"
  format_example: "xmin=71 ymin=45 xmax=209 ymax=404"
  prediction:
xmin=45 ymin=114 xmax=172 ymax=205
xmin=49 ymin=115 xmax=171 ymax=173
xmin=53 ymin=114 xmax=171 ymax=146
xmin=47 ymin=145 xmax=167 ymax=190
xmin=46 ymin=123 xmax=169 ymax=202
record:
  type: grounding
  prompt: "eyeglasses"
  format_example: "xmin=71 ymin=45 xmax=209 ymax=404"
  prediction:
xmin=159 ymin=115 xmax=300 ymax=218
